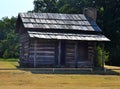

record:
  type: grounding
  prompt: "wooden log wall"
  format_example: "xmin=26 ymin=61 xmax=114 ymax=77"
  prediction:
xmin=78 ymin=42 xmax=88 ymax=61
xmin=65 ymin=41 xmax=76 ymax=67
xmin=65 ymin=41 xmax=93 ymax=68
xmin=77 ymin=42 xmax=90 ymax=67
xmin=87 ymin=42 xmax=95 ymax=67
xmin=29 ymin=39 xmax=57 ymax=67
xmin=19 ymin=34 xmax=94 ymax=68
xmin=19 ymin=33 xmax=29 ymax=65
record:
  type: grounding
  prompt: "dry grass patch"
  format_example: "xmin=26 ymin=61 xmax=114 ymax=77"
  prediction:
xmin=105 ymin=65 xmax=120 ymax=74
xmin=0 ymin=70 xmax=120 ymax=89
xmin=0 ymin=61 xmax=120 ymax=89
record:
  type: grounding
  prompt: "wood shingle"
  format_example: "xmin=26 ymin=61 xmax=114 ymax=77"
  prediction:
xmin=17 ymin=13 xmax=101 ymax=32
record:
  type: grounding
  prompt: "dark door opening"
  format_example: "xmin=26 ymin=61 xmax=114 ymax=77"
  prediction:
xmin=60 ymin=41 xmax=66 ymax=66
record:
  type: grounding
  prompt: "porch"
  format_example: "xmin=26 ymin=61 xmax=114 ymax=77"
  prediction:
xmin=28 ymin=39 xmax=105 ymax=68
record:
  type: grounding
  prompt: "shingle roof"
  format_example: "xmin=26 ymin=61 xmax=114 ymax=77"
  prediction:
xmin=28 ymin=31 xmax=110 ymax=41
xmin=19 ymin=13 xmax=101 ymax=32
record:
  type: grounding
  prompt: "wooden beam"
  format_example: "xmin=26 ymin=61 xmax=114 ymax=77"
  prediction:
xmin=102 ymin=43 xmax=104 ymax=70
xmin=92 ymin=42 xmax=96 ymax=68
xmin=58 ymin=41 xmax=61 ymax=67
xmin=34 ymin=39 xmax=37 ymax=68
xmin=75 ymin=42 xmax=78 ymax=68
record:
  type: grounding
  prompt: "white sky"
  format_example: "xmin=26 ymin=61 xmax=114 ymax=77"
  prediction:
xmin=0 ymin=0 xmax=34 ymax=19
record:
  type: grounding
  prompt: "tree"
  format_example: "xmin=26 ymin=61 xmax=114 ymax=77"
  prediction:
xmin=58 ymin=0 xmax=82 ymax=13
xmin=33 ymin=0 xmax=58 ymax=13
xmin=33 ymin=0 xmax=87 ymax=13
xmin=94 ymin=45 xmax=109 ymax=67
xmin=0 ymin=17 xmax=18 ymax=59
xmin=93 ymin=0 xmax=120 ymax=65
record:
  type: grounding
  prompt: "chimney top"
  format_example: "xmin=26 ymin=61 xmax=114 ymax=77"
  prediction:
xmin=83 ymin=7 xmax=97 ymax=22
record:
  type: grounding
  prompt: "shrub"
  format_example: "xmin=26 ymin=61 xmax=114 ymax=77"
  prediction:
xmin=94 ymin=45 xmax=109 ymax=68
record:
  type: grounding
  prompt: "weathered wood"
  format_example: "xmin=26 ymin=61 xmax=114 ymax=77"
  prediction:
xmin=78 ymin=42 xmax=88 ymax=61
xmin=66 ymin=48 xmax=75 ymax=52
xmin=28 ymin=39 xmax=57 ymax=67
xmin=29 ymin=53 xmax=55 ymax=56
xmin=33 ymin=40 xmax=37 ymax=68
xmin=30 ymin=55 xmax=55 ymax=58
xmin=29 ymin=57 xmax=55 ymax=61
xmin=77 ymin=61 xmax=92 ymax=68
xmin=65 ymin=41 xmax=75 ymax=67
xmin=33 ymin=47 xmax=55 ymax=50
xmin=29 ymin=50 xmax=55 ymax=54
xmin=66 ymin=57 xmax=74 ymax=60
xmin=88 ymin=42 xmax=93 ymax=59
xmin=92 ymin=42 xmax=96 ymax=67
xmin=75 ymin=42 xmax=78 ymax=68
xmin=60 ymin=41 xmax=66 ymax=65
xmin=30 ymin=44 xmax=55 ymax=47
xmin=87 ymin=42 xmax=94 ymax=68
xmin=28 ymin=60 xmax=54 ymax=65
xmin=19 ymin=33 xmax=30 ymax=64
xmin=66 ymin=53 xmax=75 ymax=56
xmin=66 ymin=61 xmax=75 ymax=67
xmin=58 ymin=41 xmax=61 ymax=67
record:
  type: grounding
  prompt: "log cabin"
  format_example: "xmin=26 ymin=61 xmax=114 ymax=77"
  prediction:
xmin=15 ymin=8 xmax=110 ymax=68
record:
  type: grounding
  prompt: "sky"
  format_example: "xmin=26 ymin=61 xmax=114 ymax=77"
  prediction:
xmin=0 ymin=0 xmax=34 ymax=19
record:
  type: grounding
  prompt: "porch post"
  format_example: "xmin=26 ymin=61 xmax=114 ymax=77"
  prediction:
xmin=102 ymin=43 xmax=104 ymax=70
xmin=58 ymin=40 xmax=61 ymax=67
xmin=93 ymin=42 xmax=97 ymax=68
xmin=75 ymin=42 xmax=78 ymax=68
xmin=34 ymin=39 xmax=37 ymax=68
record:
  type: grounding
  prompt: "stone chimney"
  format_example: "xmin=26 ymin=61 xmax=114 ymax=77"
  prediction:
xmin=83 ymin=7 xmax=97 ymax=22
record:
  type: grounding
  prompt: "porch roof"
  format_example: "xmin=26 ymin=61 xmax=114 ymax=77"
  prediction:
xmin=28 ymin=31 xmax=110 ymax=41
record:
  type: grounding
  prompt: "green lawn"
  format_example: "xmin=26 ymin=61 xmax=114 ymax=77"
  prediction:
xmin=0 ymin=60 xmax=120 ymax=89
xmin=0 ymin=59 xmax=18 ymax=68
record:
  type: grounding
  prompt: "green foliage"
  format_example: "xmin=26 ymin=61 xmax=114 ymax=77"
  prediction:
xmin=33 ymin=0 xmax=58 ymax=13
xmin=3 ymin=49 xmax=9 ymax=59
xmin=104 ymin=51 xmax=109 ymax=63
xmin=0 ymin=17 xmax=18 ymax=59
xmin=94 ymin=0 xmax=120 ymax=66
xmin=94 ymin=45 xmax=109 ymax=67
xmin=33 ymin=0 xmax=86 ymax=13
xmin=58 ymin=0 xmax=82 ymax=13
xmin=0 ymin=58 xmax=18 ymax=62
xmin=94 ymin=46 xmax=102 ymax=67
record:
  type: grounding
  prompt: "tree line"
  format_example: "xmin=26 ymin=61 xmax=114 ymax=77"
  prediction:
xmin=0 ymin=17 xmax=18 ymax=58
xmin=0 ymin=0 xmax=120 ymax=66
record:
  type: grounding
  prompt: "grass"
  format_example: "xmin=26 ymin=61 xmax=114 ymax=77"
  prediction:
xmin=0 ymin=58 xmax=18 ymax=62
xmin=0 ymin=60 xmax=120 ymax=89
xmin=0 ymin=70 xmax=120 ymax=89
xmin=0 ymin=59 xmax=18 ymax=68
xmin=105 ymin=65 xmax=120 ymax=74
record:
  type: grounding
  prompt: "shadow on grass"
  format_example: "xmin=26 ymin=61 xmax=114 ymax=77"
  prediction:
xmin=0 ymin=62 xmax=119 ymax=75
xmin=17 ymin=67 xmax=120 ymax=75
xmin=0 ymin=65 xmax=119 ymax=75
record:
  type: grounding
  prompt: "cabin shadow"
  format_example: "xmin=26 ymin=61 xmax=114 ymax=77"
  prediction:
xmin=15 ymin=63 xmax=120 ymax=75
xmin=16 ymin=66 xmax=120 ymax=75
xmin=30 ymin=69 xmax=120 ymax=75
